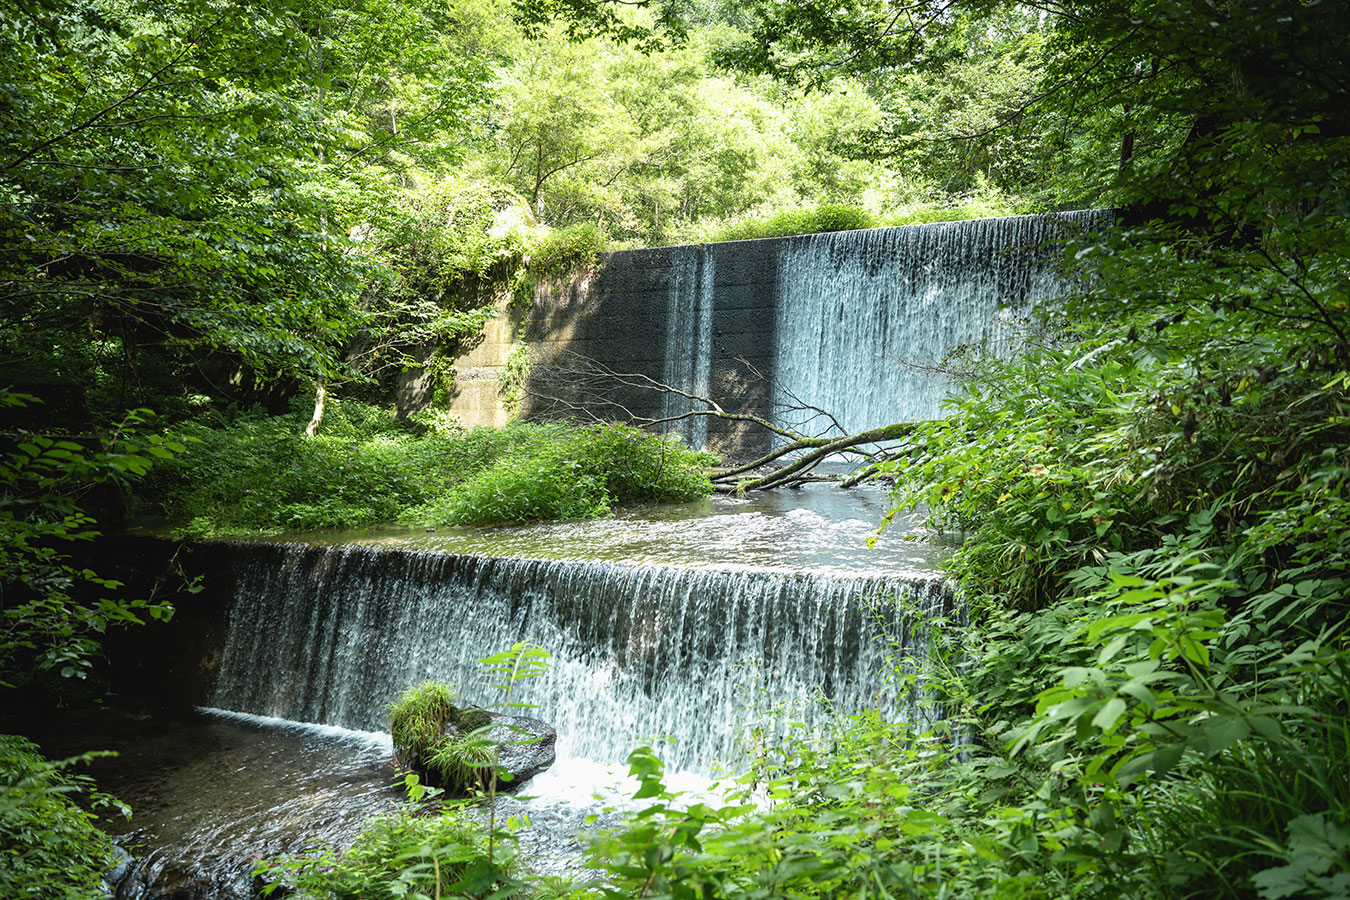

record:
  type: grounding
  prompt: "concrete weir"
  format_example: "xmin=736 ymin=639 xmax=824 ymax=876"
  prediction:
xmin=437 ymin=212 xmax=1108 ymax=457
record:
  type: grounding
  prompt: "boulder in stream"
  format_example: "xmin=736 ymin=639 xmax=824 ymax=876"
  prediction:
xmin=483 ymin=712 xmax=557 ymax=789
xmin=395 ymin=700 xmax=556 ymax=797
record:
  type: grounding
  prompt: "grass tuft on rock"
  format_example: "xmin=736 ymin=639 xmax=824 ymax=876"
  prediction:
xmin=390 ymin=681 xmax=499 ymax=795
xmin=390 ymin=681 xmax=458 ymax=761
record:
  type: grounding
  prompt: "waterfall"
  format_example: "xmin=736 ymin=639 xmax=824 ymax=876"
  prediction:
xmin=661 ymin=248 xmax=713 ymax=447
xmin=624 ymin=210 xmax=1109 ymax=448
xmin=771 ymin=211 xmax=1109 ymax=433
xmin=525 ymin=209 xmax=1112 ymax=456
xmin=210 ymin=543 xmax=955 ymax=773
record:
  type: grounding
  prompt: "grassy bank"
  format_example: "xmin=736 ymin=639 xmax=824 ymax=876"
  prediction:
xmin=134 ymin=403 xmax=714 ymax=535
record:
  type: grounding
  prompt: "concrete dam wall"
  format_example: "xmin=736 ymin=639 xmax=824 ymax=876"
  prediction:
xmin=442 ymin=212 xmax=1107 ymax=458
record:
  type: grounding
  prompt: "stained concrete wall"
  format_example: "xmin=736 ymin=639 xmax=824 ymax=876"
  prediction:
xmin=517 ymin=240 xmax=784 ymax=459
xmin=413 ymin=240 xmax=788 ymax=457
xmin=445 ymin=310 xmax=517 ymax=429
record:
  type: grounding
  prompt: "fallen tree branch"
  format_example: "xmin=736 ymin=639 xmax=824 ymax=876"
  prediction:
xmin=523 ymin=351 xmax=933 ymax=492
xmin=712 ymin=422 xmax=919 ymax=493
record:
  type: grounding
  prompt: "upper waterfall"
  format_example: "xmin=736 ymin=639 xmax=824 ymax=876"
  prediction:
xmin=661 ymin=247 xmax=714 ymax=448
xmin=772 ymin=212 xmax=1107 ymax=433
xmin=522 ymin=210 xmax=1111 ymax=455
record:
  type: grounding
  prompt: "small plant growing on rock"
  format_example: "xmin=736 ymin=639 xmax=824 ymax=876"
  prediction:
xmin=390 ymin=682 xmax=456 ymax=755
xmin=390 ymin=681 xmax=497 ymax=795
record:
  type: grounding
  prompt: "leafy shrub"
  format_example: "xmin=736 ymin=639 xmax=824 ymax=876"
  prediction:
xmin=266 ymin=807 xmax=510 ymax=900
xmin=576 ymin=421 xmax=717 ymax=505
xmin=585 ymin=718 xmax=991 ymax=900
xmin=1 ymin=392 xmax=179 ymax=688
xmin=416 ymin=446 xmax=612 ymax=526
xmin=665 ymin=197 xmax=1030 ymax=247
xmin=526 ymin=223 xmax=608 ymax=279
xmin=510 ymin=223 xmax=609 ymax=311
xmin=136 ymin=408 xmax=712 ymax=534
xmin=886 ymin=176 xmax=1024 ymax=225
xmin=0 ymin=735 xmax=120 ymax=900
xmin=410 ymin=422 xmax=714 ymax=527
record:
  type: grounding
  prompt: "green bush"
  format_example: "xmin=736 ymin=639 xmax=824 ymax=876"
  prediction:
xmin=410 ymin=422 xmax=714 ymax=527
xmin=136 ymin=408 xmax=713 ymax=534
xmin=526 ymin=223 xmax=608 ymax=279
xmin=267 ymin=807 xmax=510 ymax=900
xmin=0 ymin=735 xmax=120 ymax=900
xmin=416 ymin=448 xmax=611 ymax=526
xmin=664 ymin=197 xmax=1030 ymax=247
xmin=1 ymin=392 xmax=179 ymax=688
xmin=510 ymin=223 xmax=609 ymax=311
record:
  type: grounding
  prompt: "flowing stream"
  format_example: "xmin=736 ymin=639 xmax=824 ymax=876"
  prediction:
xmin=48 ymin=209 xmax=1118 ymax=898
xmin=79 ymin=485 xmax=956 ymax=899
xmin=36 ymin=708 xmax=401 ymax=900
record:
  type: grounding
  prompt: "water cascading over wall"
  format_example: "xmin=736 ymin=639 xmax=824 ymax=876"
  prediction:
xmin=522 ymin=210 xmax=1110 ymax=454
xmin=207 ymin=542 xmax=955 ymax=772
xmin=661 ymin=248 xmax=714 ymax=449
xmin=772 ymin=214 xmax=1099 ymax=432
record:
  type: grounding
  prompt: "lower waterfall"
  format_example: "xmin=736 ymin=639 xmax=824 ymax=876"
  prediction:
xmin=210 ymin=542 xmax=956 ymax=773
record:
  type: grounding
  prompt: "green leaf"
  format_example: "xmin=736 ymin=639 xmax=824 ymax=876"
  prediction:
xmin=1091 ymin=698 xmax=1128 ymax=733
xmin=1203 ymin=716 xmax=1251 ymax=756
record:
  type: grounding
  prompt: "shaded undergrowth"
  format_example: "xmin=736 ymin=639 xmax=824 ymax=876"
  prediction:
xmin=134 ymin=402 xmax=713 ymax=535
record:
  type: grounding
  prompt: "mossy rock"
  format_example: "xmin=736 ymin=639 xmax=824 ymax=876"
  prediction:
xmin=450 ymin=706 xmax=493 ymax=733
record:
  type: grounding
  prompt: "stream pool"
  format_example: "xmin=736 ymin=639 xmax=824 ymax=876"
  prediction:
xmin=58 ymin=483 xmax=952 ymax=899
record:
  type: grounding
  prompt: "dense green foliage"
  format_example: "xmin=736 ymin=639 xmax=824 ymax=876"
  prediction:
xmin=671 ymin=192 xmax=1029 ymax=245
xmin=266 ymin=806 xmax=513 ymax=900
xmin=135 ymin=407 xmax=713 ymax=533
xmin=0 ymin=0 xmax=497 ymax=425
xmin=5 ymin=0 xmax=1349 ymax=896
xmin=0 ymin=394 xmax=178 ymax=897
xmin=0 ymin=735 xmax=121 ymax=900
xmin=0 ymin=391 xmax=178 ymax=690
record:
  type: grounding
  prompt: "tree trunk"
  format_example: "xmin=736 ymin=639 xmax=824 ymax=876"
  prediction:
xmin=304 ymin=377 xmax=326 ymax=438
